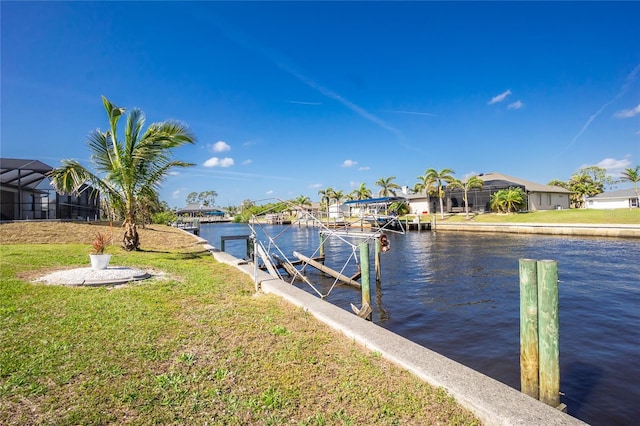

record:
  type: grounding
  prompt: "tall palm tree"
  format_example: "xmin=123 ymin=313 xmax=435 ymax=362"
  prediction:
xmin=350 ymin=183 xmax=373 ymax=200
xmin=413 ymin=175 xmax=433 ymax=215
xmin=375 ymin=176 xmax=401 ymax=197
xmin=48 ymin=96 xmax=196 ymax=251
xmin=422 ymin=168 xmax=456 ymax=219
xmin=449 ymin=175 xmax=484 ymax=219
xmin=621 ymin=165 xmax=640 ymax=206
xmin=318 ymin=187 xmax=335 ymax=219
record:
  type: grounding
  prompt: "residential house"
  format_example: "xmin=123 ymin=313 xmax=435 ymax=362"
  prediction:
xmin=403 ymin=172 xmax=572 ymax=214
xmin=585 ymin=188 xmax=639 ymax=209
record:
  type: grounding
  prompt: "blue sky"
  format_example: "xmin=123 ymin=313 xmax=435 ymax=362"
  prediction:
xmin=2 ymin=1 xmax=639 ymax=208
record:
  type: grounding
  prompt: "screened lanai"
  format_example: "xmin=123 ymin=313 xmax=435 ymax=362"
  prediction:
xmin=0 ymin=158 xmax=100 ymax=221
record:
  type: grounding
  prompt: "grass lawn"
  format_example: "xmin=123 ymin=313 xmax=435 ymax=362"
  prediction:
xmin=0 ymin=222 xmax=479 ymax=425
xmin=413 ymin=208 xmax=640 ymax=224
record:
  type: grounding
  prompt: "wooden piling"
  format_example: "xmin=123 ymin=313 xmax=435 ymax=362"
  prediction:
xmin=359 ymin=242 xmax=371 ymax=320
xmin=519 ymin=259 xmax=539 ymax=399
xmin=375 ymin=237 xmax=381 ymax=283
xmin=537 ymin=260 xmax=560 ymax=408
xmin=319 ymin=232 xmax=325 ymax=259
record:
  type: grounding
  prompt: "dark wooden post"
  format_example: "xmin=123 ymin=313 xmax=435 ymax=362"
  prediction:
xmin=519 ymin=258 xmax=539 ymax=399
xmin=537 ymin=260 xmax=560 ymax=408
xmin=375 ymin=237 xmax=381 ymax=283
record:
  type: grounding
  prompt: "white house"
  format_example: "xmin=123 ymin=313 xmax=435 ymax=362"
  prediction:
xmin=585 ymin=188 xmax=639 ymax=210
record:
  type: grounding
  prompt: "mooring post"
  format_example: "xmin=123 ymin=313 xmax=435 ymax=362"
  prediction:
xmin=519 ymin=258 xmax=539 ymax=399
xmin=253 ymin=239 xmax=259 ymax=293
xmin=359 ymin=242 xmax=372 ymax=320
xmin=319 ymin=232 xmax=325 ymax=259
xmin=375 ymin=237 xmax=381 ymax=283
xmin=537 ymin=259 xmax=560 ymax=408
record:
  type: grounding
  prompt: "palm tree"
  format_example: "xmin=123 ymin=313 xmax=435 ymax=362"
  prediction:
xmin=413 ymin=175 xmax=433 ymax=215
xmin=491 ymin=187 xmax=526 ymax=213
xmin=350 ymin=183 xmax=373 ymax=200
xmin=375 ymin=176 xmax=401 ymax=197
xmin=318 ymin=187 xmax=335 ymax=219
xmin=332 ymin=189 xmax=346 ymax=205
xmin=547 ymin=179 xmax=568 ymax=189
xmin=48 ymin=96 xmax=196 ymax=251
xmin=621 ymin=165 xmax=640 ymax=207
xmin=293 ymin=195 xmax=311 ymax=207
xmin=449 ymin=175 xmax=484 ymax=219
xmin=422 ymin=168 xmax=456 ymax=219
xmin=569 ymin=173 xmax=601 ymax=208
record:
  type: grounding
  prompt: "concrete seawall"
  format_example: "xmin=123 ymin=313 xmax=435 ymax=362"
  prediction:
xmin=434 ymin=222 xmax=640 ymax=238
xmin=195 ymin=233 xmax=589 ymax=426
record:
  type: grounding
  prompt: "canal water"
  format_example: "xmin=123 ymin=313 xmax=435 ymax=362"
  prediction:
xmin=200 ymin=223 xmax=640 ymax=426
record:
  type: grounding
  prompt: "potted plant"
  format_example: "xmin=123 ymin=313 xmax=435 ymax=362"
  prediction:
xmin=89 ymin=231 xmax=113 ymax=270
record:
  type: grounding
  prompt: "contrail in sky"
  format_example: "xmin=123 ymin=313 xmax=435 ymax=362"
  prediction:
xmin=557 ymin=64 xmax=640 ymax=157
xmin=208 ymin=15 xmax=416 ymax=149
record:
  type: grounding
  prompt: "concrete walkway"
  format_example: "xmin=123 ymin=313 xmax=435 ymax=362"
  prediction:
xmin=198 ymin=235 xmax=588 ymax=426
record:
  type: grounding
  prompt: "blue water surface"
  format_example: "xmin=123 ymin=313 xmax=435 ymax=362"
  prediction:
xmin=200 ymin=223 xmax=640 ymax=426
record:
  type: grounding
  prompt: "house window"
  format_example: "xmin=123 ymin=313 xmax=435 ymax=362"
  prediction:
xmin=547 ymin=194 xmax=552 ymax=205
xmin=631 ymin=198 xmax=639 ymax=208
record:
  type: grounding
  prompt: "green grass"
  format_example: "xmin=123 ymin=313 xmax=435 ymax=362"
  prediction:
xmin=0 ymin=242 xmax=479 ymax=425
xmin=409 ymin=208 xmax=640 ymax=224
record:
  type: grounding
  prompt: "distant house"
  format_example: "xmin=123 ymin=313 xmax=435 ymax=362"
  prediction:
xmin=404 ymin=172 xmax=572 ymax=214
xmin=0 ymin=158 xmax=101 ymax=221
xmin=176 ymin=203 xmax=226 ymax=218
xmin=585 ymin=188 xmax=639 ymax=210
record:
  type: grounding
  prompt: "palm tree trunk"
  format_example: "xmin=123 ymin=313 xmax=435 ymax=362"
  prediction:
xmin=123 ymin=215 xmax=139 ymax=251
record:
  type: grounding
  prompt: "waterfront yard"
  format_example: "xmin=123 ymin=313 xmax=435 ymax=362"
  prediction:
xmin=0 ymin=222 xmax=478 ymax=425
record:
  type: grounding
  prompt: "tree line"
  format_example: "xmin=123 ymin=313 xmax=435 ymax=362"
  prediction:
xmin=47 ymin=96 xmax=639 ymax=249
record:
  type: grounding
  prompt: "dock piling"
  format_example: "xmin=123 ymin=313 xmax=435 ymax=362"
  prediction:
xmin=359 ymin=242 xmax=372 ymax=320
xmin=537 ymin=260 xmax=560 ymax=408
xmin=519 ymin=259 xmax=539 ymax=399
xmin=519 ymin=258 xmax=561 ymax=409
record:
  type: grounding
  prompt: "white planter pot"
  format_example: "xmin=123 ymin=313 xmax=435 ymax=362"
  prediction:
xmin=89 ymin=254 xmax=112 ymax=271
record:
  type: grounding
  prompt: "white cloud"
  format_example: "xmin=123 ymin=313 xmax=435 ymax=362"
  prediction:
xmin=342 ymin=159 xmax=358 ymax=167
xmin=203 ymin=157 xmax=235 ymax=168
xmin=488 ymin=89 xmax=512 ymax=105
xmin=309 ymin=183 xmax=323 ymax=189
xmin=581 ymin=156 xmax=633 ymax=177
xmin=508 ymin=100 xmax=524 ymax=110
xmin=266 ymin=190 xmax=274 ymax=195
xmin=171 ymin=190 xmax=181 ymax=199
xmin=209 ymin=141 xmax=231 ymax=152
xmin=358 ymin=166 xmax=370 ymax=171
xmin=614 ymin=104 xmax=640 ymax=118
xmin=242 ymin=159 xmax=252 ymax=165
